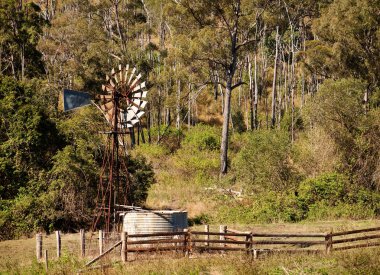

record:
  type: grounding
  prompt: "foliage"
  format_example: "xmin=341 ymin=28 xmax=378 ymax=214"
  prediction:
xmin=305 ymin=78 xmax=380 ymax=189
xmin=292 ymin=126 xmax=340 ymax=178
xmin=312 ymin=0 xmax=380 ymax=90
xmin=297 ymin=173 xmax=349 ymax=206
xmin=181 ymin=124 xmax=220 ymax=151
xmin=172 ymin=125 xmax=220 ymax=179
xmin=297 ymin=173 xmax=380 ymax=220
xmin=214 ymin=172 xmax=380 ymax=224
xmin=233 ymin=130 xmax=296 ymax=192
xmin=215 ymin=192 xmax=303 ymax=224
xmin=151 ymin=126 xmax=183 ymax=153
xmin=0 ymin=0 xmax=47 ymax=79
xmin=126 ymin=154 xmax=156 ymax=206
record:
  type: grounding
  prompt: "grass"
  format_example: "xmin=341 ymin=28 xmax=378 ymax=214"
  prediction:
xmin=1 ymin=247 xmax=380 ymax=274
xmin=1 ymin=220 xmax=380 ymax=274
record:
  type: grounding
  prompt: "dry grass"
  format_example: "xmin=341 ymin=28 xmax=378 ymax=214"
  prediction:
xmin=1 ymin=246 xmax=380 ymax=274
xmin=1 ymin=220 xmax=380 ymax=274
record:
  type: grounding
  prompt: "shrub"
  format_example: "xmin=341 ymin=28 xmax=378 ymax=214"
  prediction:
xmin=181 ymin=124 xmax=220 ymax=151
xmin=233 ymin=130 xmax=296 ymax=192
xmin=297 ymin=173 xmax=380 ymax=220
xmin=172 ymin=125 xmax=220 ymax=179
xmin=215 ymin=192 xmax=304 ymax=224
xmin=297 ymin=173 xmax=348 ymax=206
xmin=150 ymin=126 xmax=183 ymax=152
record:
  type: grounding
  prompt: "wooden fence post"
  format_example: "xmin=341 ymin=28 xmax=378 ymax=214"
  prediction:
xmin=44 ymin=250 xmax=48 ymax=271
xmin=204 ymin=225 xmax=210 ymax=247
xmin=56 ymin=230 xmax=61 ymax=258
xmin=80 ymin=229 xmax=85 ymax=257
xmin=245 ymin=232 xmax=253 ymax=255
xmin=121 ymin=232 xmax=128 ymax=263
xmin=36 ymin=233 xmax=42 ymax=261
xmin=220 ymin=225 xmax=227 ymax=248
xmin=253 ymin=249 xmax=259 ymax=260
xmin=325 ymin=230 xmax=333 ymax=254
xmin=188 ymin=230 xmax=193 ymax=256
xmin=183 ymin=229 xmax=189 ymax=257
xmin=99 ymin=230 xmax=103 ymax=255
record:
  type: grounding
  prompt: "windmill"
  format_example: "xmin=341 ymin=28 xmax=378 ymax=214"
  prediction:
xmin=63 ymin=64 xmax=148 ymax=232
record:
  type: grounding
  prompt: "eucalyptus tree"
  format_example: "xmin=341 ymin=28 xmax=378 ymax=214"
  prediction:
xmin=167 ymin=0 xmax=268 ymax=174
xmin=0 ymin=0 xmax=46 ymax=80
xmin=312 ymin=0 xmax=380 ymax=108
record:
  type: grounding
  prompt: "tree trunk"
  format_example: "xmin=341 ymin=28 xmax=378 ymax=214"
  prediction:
xmin=147 ymin=103 xmax=151 ymax=144
xmin=253 ymin=53 xmax=259 ymax=130
xmin=220 ymin=80 xmax=232 ymax=174
xmin=290 ymin=29 xmax=296 ymax=143
xmin=176 ymin=79 xmax=181 ymax=130
xmin=188 ymin=83 xmax=192 ymax=129
xmin=248 ymin=55 xmax=254 ymax=130
xmin=271 ymin=26 xmax=279 ymax=128
xmin=21 ymin=44 xmax=25 ymax=80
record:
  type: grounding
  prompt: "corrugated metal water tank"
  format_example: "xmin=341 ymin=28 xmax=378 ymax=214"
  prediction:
xmin=123 ymin=210 xmax=188 ymax=234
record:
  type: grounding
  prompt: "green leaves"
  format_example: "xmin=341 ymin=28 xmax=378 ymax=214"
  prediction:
xmin=312 ymin=0 xmax=380 ymax=87
xmin=0 ymin=0 xmax=47 ymax=79
xmin=234 ymin=130 xmax=295 ymax=192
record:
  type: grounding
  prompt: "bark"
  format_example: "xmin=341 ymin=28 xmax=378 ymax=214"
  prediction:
xmin=290 ymin=29 xmax=296 ymax=143
xmin=219 ymin=1 xmax=240 ymax=175
xmin=253 ymin=53 xmax=259 ymax=130
xmin=147 ymin=103 xmax=151 ymax=144
xmin=271 ymin=26 xmax=279 ymax=128
xmin=188 ymin=83 xmax=192 ymax=129
xmin=220 ymin=80 xmax=232 ymax=174
xmin=176 ymin=79 xmax=181 ymax=129
xmin=21 ymin=44 xmax=25 ymax=80
xmin=248 ymin=55 xmax=254 ymax=130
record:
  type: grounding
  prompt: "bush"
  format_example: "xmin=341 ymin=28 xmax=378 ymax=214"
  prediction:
xmin=296 ymin=173 xmax=380 ymax=220
xmin=150 ymin=126 xmax=183 ymax=152
xmin=215 ymin=192 xmax=303 ymax=224
xmin=181 ymin=124 xmax=220 ymax=151
xmin=233 ymin=130 xmax=296 ymax=192
xmin=172 ymin=125 xmax=220 ymax=179
xmin=297 ymin=173 xmax=348 ymax=206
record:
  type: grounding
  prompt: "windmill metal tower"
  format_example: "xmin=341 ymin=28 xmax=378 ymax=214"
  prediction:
xmin=63 ymin=64 xmax=148 ymax=233
xmin=90 ymin=64 xmax=148 ymax=232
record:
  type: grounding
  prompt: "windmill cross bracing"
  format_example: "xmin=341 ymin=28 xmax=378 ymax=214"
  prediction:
xmin=92 ymin=64 xmax=149 ymax=232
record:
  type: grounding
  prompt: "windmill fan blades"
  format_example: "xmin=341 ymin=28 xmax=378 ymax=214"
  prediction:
xmin=124 ymin=64 xmax=130 ymax=82
xmin=130 ymin=73 xmax=142 ymax=88
xmin=132 ymin=99 xmax=148 ymax=109
xmin=132 ymin=91 xmax=148 ymax=99
xmin=128 ymin=68 xmax=136 ymax=85
xmin=132 ymin=81 xmax=146 ymax=92
xmin=100 ymin=64 xmax=148 ymax=129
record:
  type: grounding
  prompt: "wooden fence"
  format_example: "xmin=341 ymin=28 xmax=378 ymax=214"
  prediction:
xmin=35 ymin=226 xmax=380 ymax=268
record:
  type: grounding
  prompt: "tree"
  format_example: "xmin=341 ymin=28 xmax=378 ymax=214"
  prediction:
xmin=306 ymin=78 xmax=380 ymax=189
xmin=167 ymin=0 xmax=267 ymax=174
xmin=312 ymin=0 xmax=380 ymax=107
xmin=0 ymin=0 xmax=46 ymax=79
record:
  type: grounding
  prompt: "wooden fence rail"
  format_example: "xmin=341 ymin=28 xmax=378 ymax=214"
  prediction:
xmin=35 ymin=225 xmax=380 ymax=267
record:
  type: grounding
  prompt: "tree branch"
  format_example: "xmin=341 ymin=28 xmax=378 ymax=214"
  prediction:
xmin=231 ymin=81 xmax=246 ymax=90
